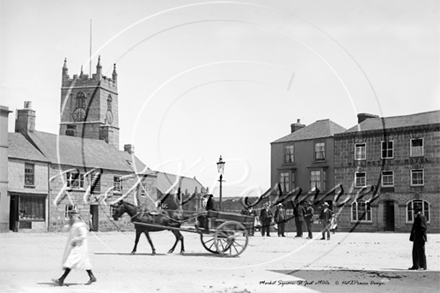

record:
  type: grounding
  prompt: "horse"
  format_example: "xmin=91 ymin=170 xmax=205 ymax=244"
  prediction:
xmin=112 ymin=201 xmax=186 ymax=255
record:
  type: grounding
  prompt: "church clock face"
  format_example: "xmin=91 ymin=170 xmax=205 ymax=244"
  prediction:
xmin=72 ymin=107 xmax=86 ymax=122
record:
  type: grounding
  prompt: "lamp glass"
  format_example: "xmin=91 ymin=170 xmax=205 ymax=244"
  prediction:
xmin=216 ymin=156 xmax=225 ymax=175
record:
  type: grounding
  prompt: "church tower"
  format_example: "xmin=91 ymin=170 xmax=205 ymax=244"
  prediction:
xmin=59 ymin=57 xmax=119 ymax=149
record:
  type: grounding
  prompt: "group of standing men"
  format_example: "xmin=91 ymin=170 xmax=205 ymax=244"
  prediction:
xmin=292 ymin=201 xmax=335 ymax=240
xmin=242 ymin=201 xmax=337 ymax=240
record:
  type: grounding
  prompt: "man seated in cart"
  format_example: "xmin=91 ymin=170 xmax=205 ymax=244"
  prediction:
xmin=195 ymin=194 xmax=216 ymax=231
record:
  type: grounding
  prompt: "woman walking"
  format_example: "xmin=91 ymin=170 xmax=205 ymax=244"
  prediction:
xmin=53 ymin=209 xmax=97 ymax=286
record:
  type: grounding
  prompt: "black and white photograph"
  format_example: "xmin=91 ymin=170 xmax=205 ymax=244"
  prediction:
xmin=1 ymin=0 xmax=439 ymax=292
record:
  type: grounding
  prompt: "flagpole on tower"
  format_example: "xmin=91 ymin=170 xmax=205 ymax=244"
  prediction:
xmin=89 ymin=19 xmax=92 ymax=76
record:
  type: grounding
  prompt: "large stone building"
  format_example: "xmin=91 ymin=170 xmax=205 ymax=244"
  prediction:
xmin=3 ymin=58 xmax=205 ymax=232
xmin=334 ymin=111 xmax=440 ymax=233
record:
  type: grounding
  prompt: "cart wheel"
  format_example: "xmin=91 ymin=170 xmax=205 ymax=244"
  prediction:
xmin=200 ymin=233 xmax=219 ymax=254
xmin=214 ymin=221 xmax=249 ymax=257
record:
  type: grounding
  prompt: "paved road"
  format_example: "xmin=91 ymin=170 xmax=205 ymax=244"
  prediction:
xmin=1 ymin=230 xmax=439 ymax=293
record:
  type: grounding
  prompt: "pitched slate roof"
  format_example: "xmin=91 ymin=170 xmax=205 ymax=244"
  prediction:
xmin=8 ymin=133 xmax=49 ymax=162
xmin=157 ymin=172 xmax=205 ymax=195
xmin=272 ymin=119 xmax=347 ymax=143
xmin=118 ymin=151 xmax=155 ymax=175
xmin=26 ymin=131 xmax=134 ymax=172
xmin=344 ymin=110 xmax=440 ymax=133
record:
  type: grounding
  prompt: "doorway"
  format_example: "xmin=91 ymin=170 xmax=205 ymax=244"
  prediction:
xmin=90 ymin=205 xmax=99 ymax=231
xmin=384 ymin=201 xmax=395 ymax=231
xmin=9 ymin=195 xmax=18 ymax=232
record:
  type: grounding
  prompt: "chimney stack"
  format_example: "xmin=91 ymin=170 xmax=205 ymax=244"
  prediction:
xmin=290 ymin=119 xmax=305 ymax=133
xmin=357 ymin=113 xmax=379 ymax=124
xmin=124 ymin=144 xmax=135 ymax=154
xmin=15 ymin=101 xmax=36 ymax=134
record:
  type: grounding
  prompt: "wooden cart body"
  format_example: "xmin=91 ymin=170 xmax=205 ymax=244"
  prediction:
xmin=134 ymin=210 xmax=253 ymax=257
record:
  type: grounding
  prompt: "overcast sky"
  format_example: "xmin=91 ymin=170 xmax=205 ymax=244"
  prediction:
xmin=1 ymin=0 xmax=439 ymax=198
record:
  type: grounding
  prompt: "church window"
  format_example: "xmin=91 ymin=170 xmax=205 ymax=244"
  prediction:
xmin=75 ymin=91 xmax=86 ymax=108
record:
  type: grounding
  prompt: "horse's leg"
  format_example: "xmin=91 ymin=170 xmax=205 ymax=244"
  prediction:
xmin=131 ymin=229 xmax=141 ymax=254
xmin=168 ymin=231 xmax=184 ymax=254
xmin=178 ymin=231 xmax=185 ymax=254
xmin=144 ymin=232 xmax=156 ymax=255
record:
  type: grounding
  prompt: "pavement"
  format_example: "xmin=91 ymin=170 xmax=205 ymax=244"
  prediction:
xmin=0 ymin=230 xmax=439 ymax=293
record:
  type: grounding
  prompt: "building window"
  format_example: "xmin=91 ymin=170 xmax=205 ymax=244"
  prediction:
xmin=110 ymin=205 xmax=118 ymax=220
xmin=351 ymin=201 xmax=372 ymax=222
xmin=107 ymin=95 xmax=113 ymax=111
xmin=113 ymin=176 xmax=122 ymax=193
xmin=75 ymin=91 xmax=86 ymax=108
xmin=381 ymin=141 xmax=393 ymax=159
xmin=411 ymin=169 xmax=424 ymax=186
xmin=310 ymin=170 xmax=326 ymax=191
xmin=314 ymin=142 xmax=325 ymax=161
xmin=19 ymin=195 xmax=45 ymax=221
xmin=410 ymin=138 xmax=424 ymax=157
xmin=280 ymin=172 xmax=290 ymax=193
xmin=140 ymin=182 xmax=148 ymax=197
xmin=381 ymin=171 xmax=394 ymax=187
xmin=24 ymin=163 xmax=35 ymax=186
xmin=407 ymin=200 xmax=430 ymax=222
xmin=284 ymin=145 xmax=294 ymax=163
xmin=355 ymin=172 xmax=366 ymax=187
xmin=66 ymin=172 xmax=84 ymax=189
xmin=355 ymin=143 xmax=366 ymax=160
xmin=310 ymin=170 xmax=320 ymax=190
xmin=64 ymin=204 xmax=78 ymax=219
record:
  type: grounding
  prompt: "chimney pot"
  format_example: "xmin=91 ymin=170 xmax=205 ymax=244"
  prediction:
xmin=290 ymin=120 xmax=305 ymax=133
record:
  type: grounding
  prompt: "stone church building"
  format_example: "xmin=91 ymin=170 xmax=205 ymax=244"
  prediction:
xmin=1 ymin=58 xmax=205 ymax=233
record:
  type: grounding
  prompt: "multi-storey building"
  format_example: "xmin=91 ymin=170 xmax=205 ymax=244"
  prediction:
xmin=3 ymin=58 xmax=205 ymax=232
xmin=334 ymin=111 xmax=440 ymax=232
xmin=271 ymin=119 xmax=347 ymax=231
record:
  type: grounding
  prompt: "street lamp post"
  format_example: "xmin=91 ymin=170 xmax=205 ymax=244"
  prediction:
xmin=216 ymin=156 xmax=225 ymax=211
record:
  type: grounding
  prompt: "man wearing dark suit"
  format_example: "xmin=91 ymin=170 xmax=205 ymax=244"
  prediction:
xmin=260 ymin=203 xmax=273 ymax=237
xmin=409 ymin=206 xmax=427 ymax=270
xmin=304 ymin=201 xmax=314 ymax=239
xmin=196 ymin=194 xmax=216 ymax=232
xmin=294 ymin=202 xmax=306 ymax=237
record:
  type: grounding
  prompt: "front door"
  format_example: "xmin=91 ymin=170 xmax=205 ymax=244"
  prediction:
xmin=384 ymin=201 xmax=395 ymax=231
xmin=90 ymin=205 xmax=99 ymax=231
xmin=9 ymin=196 xmax=18 ymax=232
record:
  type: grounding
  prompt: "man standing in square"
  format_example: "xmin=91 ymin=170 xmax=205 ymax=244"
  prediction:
xmin=409 ymin=206 xmax=427 ymax=270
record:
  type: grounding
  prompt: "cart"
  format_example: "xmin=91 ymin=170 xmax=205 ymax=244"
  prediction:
xmin=134 ymin=210 xmax=254 ymax=257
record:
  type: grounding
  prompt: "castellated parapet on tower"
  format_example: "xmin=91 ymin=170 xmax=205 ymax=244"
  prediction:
xmin=61 ymin=56 xmax=118 ymax=91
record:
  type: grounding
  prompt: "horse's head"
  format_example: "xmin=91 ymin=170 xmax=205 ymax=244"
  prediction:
xmin=112 ymin=201 xmax=125 ymax=220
